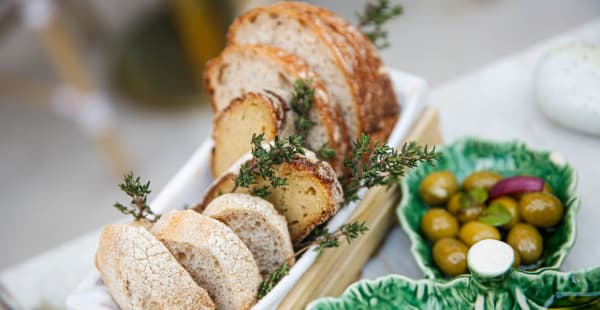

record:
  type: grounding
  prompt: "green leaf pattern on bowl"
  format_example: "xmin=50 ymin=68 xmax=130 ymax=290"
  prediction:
xmin=308 ymin=267 xmax=600 ymax=309
xmin=397 ymin=138 xmax=579 ymax=279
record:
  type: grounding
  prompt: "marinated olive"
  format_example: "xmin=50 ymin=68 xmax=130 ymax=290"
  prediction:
xmin=519 ymin=192 xmax=564 ymax=228
xmin=459 ymin=221 xmax=501 ymax=247
xmin=543 ymin=183 xmax=553 ymax=194
xmin=418 ymin=171 xmax=459 ymax=205
xmin=489 ymin=196 xmax=520 ymax=229
xmin=463 ymin=171 xmax=502 ymax=191
xmin=447 ymin=192 xmax=483 ymax=223
xmin=506 ymin=223 xmax=543 ymax=265
xmin=512 ymin=247 xmax=521 ymax=268
xmin=458 ymin=206 xmax=484 ymax=223
xmin=432 ymin=238 xmax=468 ymax=276
xmin=447 ymin=193 xmax=463 ymax=214
xmin=420 ymin=208 xmax=459 ymax=241
xmin=514 ymin=182 xmax=553 ymax=199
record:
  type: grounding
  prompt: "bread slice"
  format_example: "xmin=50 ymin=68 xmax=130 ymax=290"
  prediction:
xmin=204 ymin=44 xmax=349 ymax=174
xmin=150 ymin=210 xmax=261 ymax=310
xmin=227 ymin=1 xmax=399 ymax=142
xmin=196 ymin=148 xmax=344 ymax=245
xmin=211 ymin=91 xmax=295 ymax=177
xmin=95 ymin=223 xmax=215 ymax=310
xmin=203 ymin=193 xmax=295 ymax=275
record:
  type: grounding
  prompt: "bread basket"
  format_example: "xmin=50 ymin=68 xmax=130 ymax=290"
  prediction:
xmin=66 ymin=69 xmax=429 ymax=309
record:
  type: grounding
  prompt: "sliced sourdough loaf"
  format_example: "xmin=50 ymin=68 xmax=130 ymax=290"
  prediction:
xmin=204 ymin=44 xmax=349 ymax=174
xmin=227 ymin=1 xmax=399 ymax=142
xmin=203 ymin=193 xmax=295 ymax=275
xmin=211 ymin=91 xmax=294 ymax=177
xmin=95 ymin=223 xmax=215 ymax=310
xmin=196 ymin=149 xmax=344 ymax=245
xmin=150 ymin=210 xmax=261 ymax=310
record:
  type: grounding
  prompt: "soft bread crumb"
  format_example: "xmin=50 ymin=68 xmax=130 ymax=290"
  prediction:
xmin=151 ymin=211 xmax=261 ymax=310
xmin=203 ymin=193 xmax=295 ymax=275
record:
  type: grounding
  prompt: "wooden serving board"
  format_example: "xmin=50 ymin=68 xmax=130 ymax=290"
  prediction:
xmin=280 ymin=107 xmax=443 ymax=308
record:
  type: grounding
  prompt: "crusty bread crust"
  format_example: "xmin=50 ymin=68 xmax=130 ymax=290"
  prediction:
xmin=203 ymin=193 xmax=295 ymax=275
xmin=196 ymin=149 xmax=344 ymax=245
xmin=95 ymin=223 xmax=215 ymax=310
xmin=227 ymin=2 xmax=399 ymax=142
xmin=151 ymin=210 xmax=261 ymax=310
xmin=204 ymin=44 xmax=349 ymax=173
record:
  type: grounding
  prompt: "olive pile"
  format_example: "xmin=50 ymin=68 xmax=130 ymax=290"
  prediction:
xmin=418 ymin=171 xmax=565 ymax=276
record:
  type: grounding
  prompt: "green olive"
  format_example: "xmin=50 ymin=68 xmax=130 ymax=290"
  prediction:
xmin=432 ymin=238 xmax=468 ymax=276
xmin=512 ymin=246 xmax=521 ymax=268
xmin=447 ymin=192 xmax=483 ymax=223
xmin=418 ymin=171 xmax=459 ymax=205
xmin=459 ymin=221 xmax=501 ymax=247
xmin=463 ymin=171 xmax=502 ymax=191
xmin=519 ymin=192 xmax=564 ymax=228
xmin=514 ymin=182 xmax=553 ymax=199
xmin=447 ymin=192 xmax=462 ymax=214
xmin=490 ymin=196 xmax=520 ymax=229
xmin=458 ymin=205 xmax=484 ymax=224
xmin=420 ymin=208 xmax=459 ymax=241
xmin=506 ymin=223 xmax=543 ymax=265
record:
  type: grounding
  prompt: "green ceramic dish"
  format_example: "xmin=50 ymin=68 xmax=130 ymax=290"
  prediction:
xmin=397 ymin=138 xmax=579 ymax=279
xmin=308 ymin=266 xmax=600 ymax=309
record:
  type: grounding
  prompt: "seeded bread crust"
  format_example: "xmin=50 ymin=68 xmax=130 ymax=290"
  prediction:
xmin=227 ymin=2 xmax=399 ymax=142
xmin=204 ymin=44 xmax=349 ymax=173
xmin=196 ymin=149 xmax=344 ymax=245
xmin=203 ymin=193 xmax=295 ymax=275
xmin=293 ymin=2 xmax=399 ymax=142
xmin=95 ymin=223 xmax=215 ymax=310
xmin=151 ymin=210 xmax=261 ymax=310
xmin=211 ymin=91 xmax=294 ymax=177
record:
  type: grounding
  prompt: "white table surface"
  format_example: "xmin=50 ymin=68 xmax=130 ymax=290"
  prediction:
xmin=2 ymin=19 xmax=600 ymax=309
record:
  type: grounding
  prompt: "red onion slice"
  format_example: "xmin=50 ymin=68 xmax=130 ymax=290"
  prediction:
xmin=488 ymin=176 xmax=544 ymax=201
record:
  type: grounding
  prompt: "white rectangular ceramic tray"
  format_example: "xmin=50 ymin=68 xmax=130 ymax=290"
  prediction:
xmin=66 ymin=69 xmax=427 ymax=310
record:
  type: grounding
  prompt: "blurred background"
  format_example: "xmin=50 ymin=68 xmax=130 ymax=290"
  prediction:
xmin=0 ymin=0 xmax=598 ymax=274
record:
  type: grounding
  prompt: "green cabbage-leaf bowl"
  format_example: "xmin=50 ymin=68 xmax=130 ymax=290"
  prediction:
xmin=397 ymin=137 xmax=579 ymax=279
xmin=308 ymin=265 xmax=600 ymax=309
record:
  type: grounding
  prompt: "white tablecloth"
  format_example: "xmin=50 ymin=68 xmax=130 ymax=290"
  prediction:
xmin=2 ymin=18 xmax=600 ymax=310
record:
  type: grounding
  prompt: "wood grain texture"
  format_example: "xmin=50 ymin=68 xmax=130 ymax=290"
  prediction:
xmin=279 ymin=107 xmax=443 ymax=309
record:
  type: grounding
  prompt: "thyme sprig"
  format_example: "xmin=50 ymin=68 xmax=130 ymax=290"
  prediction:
xmin=357 ymin=0 xmax=403 ymax=49
xmin=317 ymin=143 xmax=336 ymax=160
xmin=342 ymin=134 xmax=441 ymax=202
xmin=296 ymin=221 xmax=370 ymax=256
xmin=233 ymin=133 xmax=305 ymax=198
xmin=290 ymin=78 xmax=316 ymax=140
xmin=257 ymin=220 xmax=368 ymax=299
xmin=257 ymin=263 xmax=290 ymax=299
xmin=113 ymin=172 xmax=160 ymax=222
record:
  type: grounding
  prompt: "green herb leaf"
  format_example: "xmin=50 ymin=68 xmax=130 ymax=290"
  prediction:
xmin=113 ymin=172 xmax=160 ymax=222
xmin=459 ymin=192 xmax=471 ymax=209
xmin=290 ymin=78 xmax=316 ymax=141
xmin=233 ymin=134 xmax=305 ymax=198
xmin=257 ymin=263 xmax=290 ymax=299
xmin=459 ymin=189 xmax=488 ymax=209
xmin=311 ymin=221 xmax=369 ymax=256
xmin=479 ymin=203 xmax=512 ymax=226
xmin=470 ymin=188 xmax=488 ymax=204
xmin=342 ymin=134 xmax=441 ymax=203
xmin=317 ymin=143 xmax=336 ymax=160
xmin=357 ymin=0 xmax=403 ymax=49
